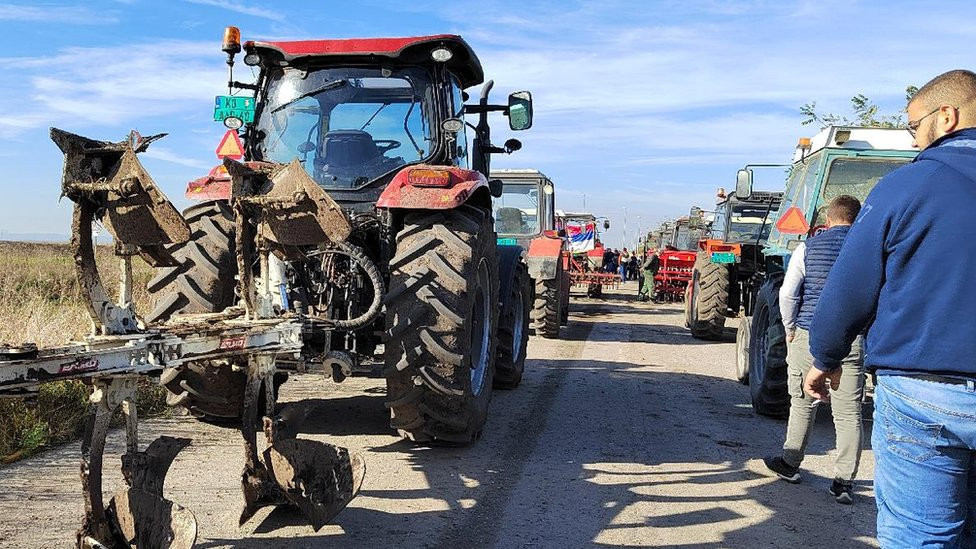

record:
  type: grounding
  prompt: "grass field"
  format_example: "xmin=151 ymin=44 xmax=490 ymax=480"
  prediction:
xmin=0 ymin=241 xmax=168 ymax=463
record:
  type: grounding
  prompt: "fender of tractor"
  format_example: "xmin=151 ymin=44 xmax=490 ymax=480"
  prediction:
xmin=377 ymin=165 xmax=491 ymax=209
xmin=524 ymin=233 xmax=564 ymax=282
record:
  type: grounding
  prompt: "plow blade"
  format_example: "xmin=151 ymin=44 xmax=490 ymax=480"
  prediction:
xmin=225 ymin=158 xmax=351 ymax=246
xmin=52 ymin=128 xmax=189 ymax=266
xmin=266 ymin=440 xmax=366 ymax=530
xmin=106 ymin=490 xmax=197 ymax=549
xmin=241 ymin=439 xmax=365 ymax=530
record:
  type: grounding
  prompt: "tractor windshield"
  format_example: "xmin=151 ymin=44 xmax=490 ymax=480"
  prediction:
xmin=255 ymin=66 xmax=435 ymax=190
xmin=812 ymin=157 xmax=910 ymax=225
xmin=494 ymin=183 xmax=540 ymax=236
xmin=728 ymin=203 xmax=775 ymax=243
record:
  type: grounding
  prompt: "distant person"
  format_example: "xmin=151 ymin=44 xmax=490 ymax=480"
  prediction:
xmin=763 ymin=195 xmax=864 ymax=504
xmin=628 ymin=254 xmax=639 ymax=281
xmin=602 ymin=247 xmax=614 ymax=273
xmin=637 ymin=249 xmax=659 ymax=301
xmin=619 ymin=248 xmax=631 ymax=282
xmin=807 ymin=69 xmax=976 ymax=545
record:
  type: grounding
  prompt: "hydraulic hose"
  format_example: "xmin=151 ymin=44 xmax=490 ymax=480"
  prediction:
xmin=311 ymin=242 xmax=385 ymax=331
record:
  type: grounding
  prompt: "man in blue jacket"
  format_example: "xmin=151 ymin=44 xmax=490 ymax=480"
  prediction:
xmin=806 ymin=69 xmax=976 ymax=547
xmin=763 ymin=196 xmax=863 ymax=504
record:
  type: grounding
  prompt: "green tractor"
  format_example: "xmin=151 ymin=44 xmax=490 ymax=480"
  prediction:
xmin=735 ymin=126 xmax=917 ymax=417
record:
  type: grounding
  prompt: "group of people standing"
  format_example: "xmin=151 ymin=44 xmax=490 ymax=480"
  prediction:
xmin=761 ymin=69 xmax=976 ymax=548
xmin=602 ymin=247 xmax=640 ymax=282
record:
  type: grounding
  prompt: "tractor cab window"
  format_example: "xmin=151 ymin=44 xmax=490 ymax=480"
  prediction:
xmin=728 ymin=202 xmax=776 ymax=242
xmin=450 ymin=77 xmax=470 ymax=168
xmin=493 ymin=183 xmax=540 ymax=236
xmin=256 ymin=66 xmax=436 ymax=189
xmin=711 ymin=203 xmax=729 ymax=238
xmin=812 ymin=157 xmax=910 ymax=226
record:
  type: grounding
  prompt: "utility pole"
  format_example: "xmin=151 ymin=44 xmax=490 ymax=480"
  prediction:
xmin=623 ymin=206 xmax=627 ymax=250
xmin=582 ymin=193 xmax=586 ymax=211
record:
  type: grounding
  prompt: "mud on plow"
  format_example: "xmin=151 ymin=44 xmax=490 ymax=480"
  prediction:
xmin=0 ymin=130 xmax=366 ymax=548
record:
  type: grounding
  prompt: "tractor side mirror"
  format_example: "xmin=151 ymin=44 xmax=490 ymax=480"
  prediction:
xmin=503 ymin=138 xmax=522 ymax=153
xmin=603 ymin=220 xmax=611 ymax=230
xmin=488 ymin=178 xmax=504 ymax=198
xmin=508 ymin=91 xmax=533 ymax=131
xmin=736 ymin=168 xmax=753 ymax=200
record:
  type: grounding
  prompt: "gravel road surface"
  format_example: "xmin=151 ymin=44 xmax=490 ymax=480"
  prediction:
xmin=0 ymin=284 xmax=880 ymax=548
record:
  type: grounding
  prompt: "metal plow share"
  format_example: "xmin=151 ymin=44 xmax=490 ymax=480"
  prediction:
xmin=0 ymin=129 xmax=365 ymax=548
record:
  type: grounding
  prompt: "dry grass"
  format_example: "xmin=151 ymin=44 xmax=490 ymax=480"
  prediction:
xmin=0 ymin=241 xmax=168 ymax=463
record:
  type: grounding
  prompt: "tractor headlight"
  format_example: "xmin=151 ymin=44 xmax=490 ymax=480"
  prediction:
xmin=223 ymin=116 xmax=244 ymax=130
xmin=431 ymin=47 xmax=453 ymax=62
xmin=243 ymin=52 xmax=261 ymax=66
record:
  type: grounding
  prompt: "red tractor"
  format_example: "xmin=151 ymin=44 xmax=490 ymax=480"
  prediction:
xmin=150 ymin=30 xmax=536 ymax=443
xmin=492 ymin=169 xmax=570 ymax=340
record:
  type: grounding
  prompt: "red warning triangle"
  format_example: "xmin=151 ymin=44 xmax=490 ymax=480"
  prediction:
xmin=775 ymin=206 xmax=810 ymax=235
xmin=216 ymin=130 xmax=244 ymax=160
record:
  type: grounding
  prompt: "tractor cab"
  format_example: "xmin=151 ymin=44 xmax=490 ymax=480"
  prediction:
xmin=737 ymin=125 xmax=918 ymax=266
xmin=491 ymin=169 xmax=556 ymax=249
xmin=207 ymin=32 xmax=533 ymax=207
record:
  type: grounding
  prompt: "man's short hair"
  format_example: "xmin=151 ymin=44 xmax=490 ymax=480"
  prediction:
xmin=828 ymin=195 xmax=861 ymax=224
xmin=912 ymin=69 xmax=976 ymax=111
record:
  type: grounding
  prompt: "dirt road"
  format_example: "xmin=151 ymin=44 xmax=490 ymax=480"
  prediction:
xmin=0 ymin=285 xmax=879 ymax=547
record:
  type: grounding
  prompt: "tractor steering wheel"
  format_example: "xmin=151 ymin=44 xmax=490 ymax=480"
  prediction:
xmin=374 ymin=139 xmax=402 ymax=154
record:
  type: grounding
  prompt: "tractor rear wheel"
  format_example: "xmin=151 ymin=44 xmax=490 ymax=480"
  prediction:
xmin=146 ymin=201 xmax=237 ymax=324
xmin=495 ymin=261 xmax=531 ymax=389
xmin=384 ymin=207 xmax=499 ymax=444
xmin=145 ymin=201 xmax=256 ymax=423
xmin=687 ymin=252 xmax=728 ymax=340
xmin=748 ymin=276 xmax=789 ymax=418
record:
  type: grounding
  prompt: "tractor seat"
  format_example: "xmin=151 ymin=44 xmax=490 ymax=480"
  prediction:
xmin=496 ymin=207 xmax=526 ymax=234
xmin=320 ymin=130 xmax=382 ymax=168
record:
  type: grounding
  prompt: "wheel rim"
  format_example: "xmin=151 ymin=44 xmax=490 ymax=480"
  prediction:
xmin=511 ymin=283 xmax=525 ymax=362
xmin=469 ymin=258 xmax=492 ymax=396
xmin=753 ymin=305 xmax=768 ymax=385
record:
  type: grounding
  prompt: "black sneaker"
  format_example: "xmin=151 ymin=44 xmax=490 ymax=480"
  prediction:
xmin=763 ymin=456 xmax=801 ymax=483
xmin=829 ymin=480 xmax=854 ymax=504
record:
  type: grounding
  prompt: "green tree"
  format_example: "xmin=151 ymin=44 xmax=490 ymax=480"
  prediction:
xmin=800 ymin=86 xmax=917 ymax=128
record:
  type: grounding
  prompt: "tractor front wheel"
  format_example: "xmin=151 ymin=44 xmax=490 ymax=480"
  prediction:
xmin=748 ymin=276 xmax=789 ymax=418
xmin=384 ymin=207 xmax=499 ymax=443
xmin=687 ymin=252 xmax=729 ymax=340
xmin=495 ymin=261 xmax=531 ymax=389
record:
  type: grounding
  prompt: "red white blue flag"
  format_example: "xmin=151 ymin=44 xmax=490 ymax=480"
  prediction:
xmin=566 ymin=222 xmax=596 ymax=253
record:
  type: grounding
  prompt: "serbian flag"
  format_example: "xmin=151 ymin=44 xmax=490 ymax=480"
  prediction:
xmin=566 ymin=222 xmax=596 ymax=253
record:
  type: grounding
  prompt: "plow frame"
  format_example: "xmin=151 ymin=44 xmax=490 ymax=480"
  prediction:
xmin=0 ymin=128 xmax=366 ymax=548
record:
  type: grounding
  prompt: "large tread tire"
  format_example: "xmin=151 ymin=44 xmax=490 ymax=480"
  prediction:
xmin=384 ymin=207 xmax=499 ymax=444
xmin=530 ymin=260 xmax=563 ymax=338
xmin=147 ymin=201 xmax=251 ymax=423
xmin=687 ymin=252 xmax=729 ymax=341
xmin=748 ymin=276 xmax=789 ymax=418
xmin=146 ymin=201 xmax=237 ymax=324
xmin=495 ymin=261 xmax=531 ymax=389
xmin=735 ymin=316 xmax=751 ymax=385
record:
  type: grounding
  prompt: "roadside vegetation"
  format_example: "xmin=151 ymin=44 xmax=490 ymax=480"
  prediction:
xmin=0 ymin=241 xmax=168 ymax=464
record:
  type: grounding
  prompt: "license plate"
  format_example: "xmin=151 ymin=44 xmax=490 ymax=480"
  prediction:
xmin=711 ymin=252 xmax=736 ymax=264
xmin=214 ymin=95 xmax=255 ymax=123
xmin=497 ymin=238 xmax=517 ymax=246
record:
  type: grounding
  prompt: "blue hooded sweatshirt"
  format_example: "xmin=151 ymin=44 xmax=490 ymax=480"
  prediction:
xmin=810 ymin=128 xmax=976 ymax=375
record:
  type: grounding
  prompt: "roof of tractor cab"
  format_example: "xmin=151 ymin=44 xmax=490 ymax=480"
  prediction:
xmin=245 ymin=34 xmax=484 ymax=88
xmin=793 ymin=125 xmax=917 ymax=162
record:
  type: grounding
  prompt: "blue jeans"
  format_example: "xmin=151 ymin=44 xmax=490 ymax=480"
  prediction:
xmin=619 ymin=264 xmax=627 ymax=281
xmin=874 ymin=374 xmax=976 ymax=548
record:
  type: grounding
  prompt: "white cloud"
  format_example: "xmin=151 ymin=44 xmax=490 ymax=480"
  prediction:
xmin=0 ymin=41 xmax=223 ymax=135
xmin=184 ymin=0 xmax=285 ymax=22
xmin=0 ymin=3 xmax=117 ymax=23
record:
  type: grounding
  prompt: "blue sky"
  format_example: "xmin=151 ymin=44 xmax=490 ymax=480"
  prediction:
xmin=0 ymin=0 xmax=974 ymax=246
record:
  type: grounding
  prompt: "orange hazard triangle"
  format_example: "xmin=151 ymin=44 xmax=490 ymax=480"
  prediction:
xmin=775 ymin=206 xmax=810 ymax=234
xmin=216 ymin=129 xmax=244 ymax=160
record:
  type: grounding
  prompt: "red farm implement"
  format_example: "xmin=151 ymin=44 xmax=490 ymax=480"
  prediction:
xmin=654 ymin=250 xmax=696 ymax=302
xmin=568 ymin=248 xmax=619 ymax=297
